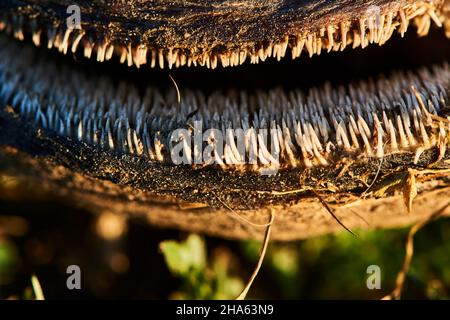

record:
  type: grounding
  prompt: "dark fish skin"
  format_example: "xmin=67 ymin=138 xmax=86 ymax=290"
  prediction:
xmin=0 ymin=0 xmax=421 ymax=55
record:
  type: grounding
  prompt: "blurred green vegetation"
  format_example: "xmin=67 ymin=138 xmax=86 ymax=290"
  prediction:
xmin=160 ymin=234 xmax=244 ymax=299
xmin=158 ymin=218 xmax=450 ymax=299
xmin=0 ymin=238 xmax=20 ymax=286
xmin=1 ymin=208 xmax=449 ymax=299
xmin=241 ymin=218 xmax=450 ymax=299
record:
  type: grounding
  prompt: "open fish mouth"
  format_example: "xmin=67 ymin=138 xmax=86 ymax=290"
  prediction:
xmin=1 ymin=0 xmax=450 ymax=239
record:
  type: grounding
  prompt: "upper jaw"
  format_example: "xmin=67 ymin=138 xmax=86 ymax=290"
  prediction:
xmin=0 ymin=0 xmax=448 ymax=69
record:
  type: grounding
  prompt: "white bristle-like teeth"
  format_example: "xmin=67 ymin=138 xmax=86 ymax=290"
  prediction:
xmin=373 ymin=115 xmax=384 ymax=158
xmin=105 ymin=44 xmax=114 ymax=61
xmin=291 ymin=39 xmax=300 ymax=59
xmin=336 ymin=122 xmax=352 ymax=150
xmin=60 ymin=28 xmax=72 ymax=54
xmin=413 ymin=144 xmax=424 ymax=163
xmin=359 ymin=18 xmax=367 ymax=48
xmin=397 ymin=114 xmax=409 ymax=148
xmin=119 ymin=46 xmax=127 ymax=63
xmin=96 ymin=41 xmax=108 ymax=62
xmin=1 ymin=0 xmax=444 ymax=70
xmin=1 ymin=2 xmax=450 ymax=170
xmin=304 ymin=33 xmax=312 ymax=57
xmin=83 ymin=41 xmax=93 ymax=58
xmin=32 ymin=30 xmax=41 ymax=46
xmin=158 ymin=49 xmax=164 ymax=69
xmin=12 ymin=17 xmax=24 ymax=41
xmin=388 ymin=119 xmax=399 ymax=152
xmin=47 ymin=27 xmax=56 ymax=49
xmin=399 ymin=9 xmax=408 ymax=36
xmin=126 ymin=44 xmax=133 ymax=67
xmin=326 ymin=25 xmax=335 ymax=52
xmin=71 ymin=31 xmax=84 ymax=53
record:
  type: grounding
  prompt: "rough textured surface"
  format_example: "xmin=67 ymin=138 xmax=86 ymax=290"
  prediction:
xmin=2 ymin=107 xmax=450 ymax=240
xmin=0 ymin=0 xmax=421 ymax=52
xmin=2 ymin=141 xmax=450 ymax=241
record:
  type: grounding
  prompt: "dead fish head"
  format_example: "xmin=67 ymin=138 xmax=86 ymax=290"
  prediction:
xmin=1 ymin=0 xmax=450 ymax=240
xmin=2 ymin=1 xmax=450 ymax=65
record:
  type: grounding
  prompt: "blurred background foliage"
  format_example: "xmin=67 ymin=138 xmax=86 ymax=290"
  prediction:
xmin=1 ymin=173 xmax=450 ymax=299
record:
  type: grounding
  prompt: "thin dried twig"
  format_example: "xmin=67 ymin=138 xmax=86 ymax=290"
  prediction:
xmin=253 ymin=187 xmax=357 ymax=235
xmin=168 ymin=74 xmax=181 ymax=103
xmin=236 ymin=209 xmax=274 ymax=300
xmin=312 ymin=190 xmax=357 ymax=237
xmin=31 ymin=274 xmax=45 ymax=300
xmin=361 ymin=157 xmax=384 ymax=197
xmin=213 ymin=192 xmax=272 ymax=228
xmin=382 ymin=201 xmax=450 ymax=300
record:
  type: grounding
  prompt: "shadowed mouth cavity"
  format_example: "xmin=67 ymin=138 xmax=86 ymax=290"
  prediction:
xmin=1 ymin=0 xmax=450 ymax=176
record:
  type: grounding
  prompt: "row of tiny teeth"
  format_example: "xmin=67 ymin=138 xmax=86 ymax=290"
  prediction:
xmin=3 ymin=82 xmax=449 ymax=169
xmin=1 ymin=22 xmax=450 ymax=170
xmin=0 ymin=32 xmax=448 ymax=169
xmin=0 ymin=1 xmax=446 ymax=70
xmin=14 ymin=96 xmax=450 ymax=168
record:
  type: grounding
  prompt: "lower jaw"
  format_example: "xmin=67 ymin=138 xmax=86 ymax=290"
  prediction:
xmin=1 ymin=27 xmax=450 ymax=239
